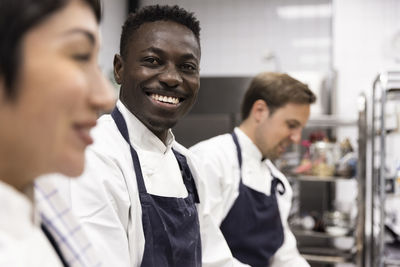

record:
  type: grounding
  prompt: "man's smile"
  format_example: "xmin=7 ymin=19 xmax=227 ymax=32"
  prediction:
xmin=149 ymin=93 xmax=180 ymax=105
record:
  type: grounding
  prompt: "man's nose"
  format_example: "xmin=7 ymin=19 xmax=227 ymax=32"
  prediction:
xmin=290 ymin=128 xmax=302 ymax=144
xmin=159 ymin=64 xmax=183 ymax=88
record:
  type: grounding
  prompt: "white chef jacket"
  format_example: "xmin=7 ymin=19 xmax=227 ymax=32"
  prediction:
xmin=190 ymin=127 xmax=310 ymax=267
xmin=0 ymin=180 xmax=63 ymax=267
xmin=52 ymin=100 xmax=246 ymax=267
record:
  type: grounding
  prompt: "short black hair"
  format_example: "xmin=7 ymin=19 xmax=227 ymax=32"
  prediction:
xmin=120 ymin=5 xmax=201 ymax=59
xmin=241 ymin=72 xmax=317 ymax=120
xmin=0 ymin=0 xmax=101 ymax=98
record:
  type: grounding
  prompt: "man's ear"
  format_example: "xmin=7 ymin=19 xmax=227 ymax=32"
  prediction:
xmin=250 ymin=99 xmax=270 ymax=122
xmin=113 ymin=54 xmax=124 ymax=85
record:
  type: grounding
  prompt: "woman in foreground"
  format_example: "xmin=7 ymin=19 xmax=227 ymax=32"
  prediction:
xmin=0 ymin=0 xmax=115 ymax=265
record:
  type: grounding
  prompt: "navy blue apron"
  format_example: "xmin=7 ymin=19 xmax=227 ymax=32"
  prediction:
xmin=111 ymin=108 xmax=202 ymax=267
xmin=219 ymin=132 xmax=286 ymax=267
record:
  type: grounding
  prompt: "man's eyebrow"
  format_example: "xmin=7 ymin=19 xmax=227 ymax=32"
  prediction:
xmin=142 ymin=46 xmax=199 ymax=63
xmin=62 ymin=28 xmax=95 ymax=45
xmin=286 ymin=119 xmax=301 ymax=126
xmin=181 ymin=54 xmax=199 ymax=63
xmin=141 ymin=46 xmax=164 ymax=55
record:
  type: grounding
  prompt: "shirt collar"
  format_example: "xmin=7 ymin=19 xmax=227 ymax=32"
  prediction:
xmin=0 ymin=180 xmax=36 ymax=230
xmin=234 ymin=127 xmax=264 ymax=162
xmin=116 ymin=100 xmax=174 ymax=154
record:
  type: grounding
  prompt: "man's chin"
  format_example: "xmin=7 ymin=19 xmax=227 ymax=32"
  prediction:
xmin=269 ymin=155 xmax=279 ymax=161
xmin=149 ymin=119 xmax=177 ymax=132
xmin=264 ymin=151 xmax=279 ymax=161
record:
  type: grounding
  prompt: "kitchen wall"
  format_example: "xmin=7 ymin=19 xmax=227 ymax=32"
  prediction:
xmin=99 ymin=0 xmax=127 ymax=84
xmin=333 ymin=0 xmax=400 ymax=142
xmin=140 ymin=0 xmax=332 ymax=76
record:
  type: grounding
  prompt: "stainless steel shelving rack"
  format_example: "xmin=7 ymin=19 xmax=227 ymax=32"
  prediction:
xmin=371 ymin=71 xmax=400 ymax=267
xmin=288 ymin=98 xmax=368 ymax=266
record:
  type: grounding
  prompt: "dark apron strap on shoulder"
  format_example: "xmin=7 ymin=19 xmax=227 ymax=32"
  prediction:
xmin=172 ymin=149 xmax=200 ymax=204
xmin=111 ymin=107 xmax=147 ymax=194
xmin=231 ymin=132 xmax=242 ymax=168
xmin=271 ymin=177 xmax=286 ymax=195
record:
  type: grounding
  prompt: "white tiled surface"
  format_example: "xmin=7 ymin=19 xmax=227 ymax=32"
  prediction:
xmin=99 ymin=0 xmax=127 ymax=81
xmin=140 ymin=0 xmax=332 ymax=76
xmin=333 ymin=0 xmax=400 ymax=141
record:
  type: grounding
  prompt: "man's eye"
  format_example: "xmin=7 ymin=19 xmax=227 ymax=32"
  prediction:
xmin=143 ymin=57 xmax=160 ymax=65
xmin=181 ymin=63 xmax=198 ymax=72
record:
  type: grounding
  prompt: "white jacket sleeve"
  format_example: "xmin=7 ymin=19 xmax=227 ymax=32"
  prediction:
xmin=270 ymin=220 xmax=310 ymax=267
xmin=67 ymin=149 xmax=133 ymax=267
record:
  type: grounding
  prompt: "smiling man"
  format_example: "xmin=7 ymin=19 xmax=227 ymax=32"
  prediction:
xmin=190 ymin=72 xmax=316 ymax=267
xmin=114 ymin=18 xmax=200 ymax=142
xmin=55 ymin=5 xmax=245 ymax=267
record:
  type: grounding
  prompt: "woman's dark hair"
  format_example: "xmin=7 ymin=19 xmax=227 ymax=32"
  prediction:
xmin=0 ymin=0 xmax=102 ymax=98
xmin=120 ymin=5 xmax=201 ymax=59
xmin=241 ymin=72 xmax=317 ymax=120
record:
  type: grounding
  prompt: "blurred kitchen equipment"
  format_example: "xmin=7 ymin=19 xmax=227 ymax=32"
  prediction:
xmin=310 ymin=141 xmax=339 ymax=177
xmin=323 ymin=210 xmax=351 ymax=236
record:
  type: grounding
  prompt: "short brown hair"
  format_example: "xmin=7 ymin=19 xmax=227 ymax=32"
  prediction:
xmin=241 ymin=72 xmax=316 ymax=120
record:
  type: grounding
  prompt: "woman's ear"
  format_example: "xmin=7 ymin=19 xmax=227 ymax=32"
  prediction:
xmin=250 ymin=99 xmax=270 ymax=122
xmin=113 ymin=54 xmax=124 ymax=85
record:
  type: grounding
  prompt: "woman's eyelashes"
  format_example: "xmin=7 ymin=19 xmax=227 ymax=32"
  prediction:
xmin=72 ymin=53 xmax=91 ymax=62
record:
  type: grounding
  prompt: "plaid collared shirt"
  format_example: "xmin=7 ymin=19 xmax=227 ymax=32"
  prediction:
xmin=34 ymin=179 xmax=101 ymax=267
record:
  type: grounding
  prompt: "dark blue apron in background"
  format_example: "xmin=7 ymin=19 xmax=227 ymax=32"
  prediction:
xmin=111 ymin=108 xmax=202 ymax=267
xmin=219 ymin=132 xmax=286 ymax=267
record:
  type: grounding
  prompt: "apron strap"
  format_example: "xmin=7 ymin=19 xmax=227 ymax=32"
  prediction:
xmin=111 ymin=107 xmax=147 ymax=194
xmin=231 ymin=131 xmax=244 ymax=187
xmin=267 ymin=164 xmax=286 ymax=195
xmin=172 ymin=149 xmax=200 ymax=203
xmin=232 ymin=131 xmax=286 ymax=196
xmin=271 ymin=177 xmax=286 ymax=195
xmin=231 ymin=132 xmax=242 ymax=169
xmin=111 ymin=107 xmax=199 ymax=199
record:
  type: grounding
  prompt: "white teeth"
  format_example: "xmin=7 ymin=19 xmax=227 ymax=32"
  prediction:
xmin=151 ymin=93 xmax=179 ymax=104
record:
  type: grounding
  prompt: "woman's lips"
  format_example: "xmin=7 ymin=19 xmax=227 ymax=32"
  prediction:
xmin=74 ymin=121 xmax=96 ymax=146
